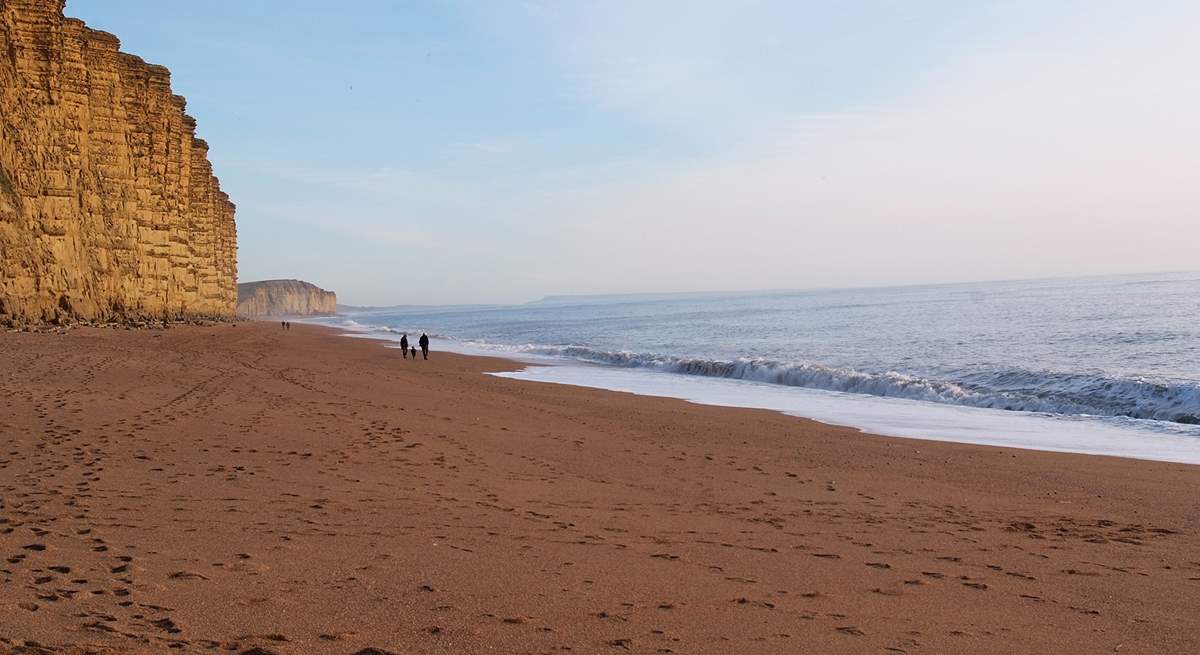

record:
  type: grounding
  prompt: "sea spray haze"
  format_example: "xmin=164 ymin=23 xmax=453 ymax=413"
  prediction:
xmin=315 ymin=272 xmax=1200 ymax=453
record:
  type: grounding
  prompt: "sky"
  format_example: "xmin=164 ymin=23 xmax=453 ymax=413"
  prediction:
xmin=69 ymin=1 xmax=1200 ymax=306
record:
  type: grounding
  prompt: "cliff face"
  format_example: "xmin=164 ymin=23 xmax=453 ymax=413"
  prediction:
xmin=0 ymin=0 xmax=237 ymax=325
xmin=237 ymin=280 xmax=336 ymax=318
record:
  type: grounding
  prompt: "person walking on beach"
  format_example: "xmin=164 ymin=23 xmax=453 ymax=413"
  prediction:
xmin=419 ymin=333 xmax=430 ymax=360
xmin=400 ymin=333 xmax=409 ymax=359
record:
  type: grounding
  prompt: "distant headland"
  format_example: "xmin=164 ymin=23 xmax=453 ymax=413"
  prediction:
xmin=237 ymin=279 xmax=337 ymax=318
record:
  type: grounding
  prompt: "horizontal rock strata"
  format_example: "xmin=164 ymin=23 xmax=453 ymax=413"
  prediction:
xmin=237 ymin=279 xmax=337 ymax=318
xmin=0 ymin=0 xmax=237 ymax=324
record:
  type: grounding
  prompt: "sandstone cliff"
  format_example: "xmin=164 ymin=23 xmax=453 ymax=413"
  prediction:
xmin=237 ymin=280 xmax=337 ymax=318
xmin=0 ymin=0 xmax=237 ymax=325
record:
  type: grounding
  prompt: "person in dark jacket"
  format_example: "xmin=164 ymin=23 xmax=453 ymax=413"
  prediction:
xmin=419 ymin=333 xmax=430 ymax=360
xmin=400 ymin=333 xmax=409 ymax=358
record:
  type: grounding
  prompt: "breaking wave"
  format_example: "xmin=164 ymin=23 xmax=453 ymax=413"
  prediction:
xmin=506 ymin=345 xmax=1200 ymax=425
xmin=321 ymin=317 xmax=1200 ymax=425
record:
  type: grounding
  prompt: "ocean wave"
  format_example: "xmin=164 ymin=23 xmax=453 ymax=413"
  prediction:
xmin=330 ymin=318 xmax=450 ymax=339
xmin=325 ymin=317 xmax=1200 ymax=425
xmin=502 ymin=345 xmax=1200 ymax=425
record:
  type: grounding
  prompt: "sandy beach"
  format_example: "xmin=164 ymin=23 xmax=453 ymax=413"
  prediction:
xmin=1 ymin=322 xmax=1198 ymax=654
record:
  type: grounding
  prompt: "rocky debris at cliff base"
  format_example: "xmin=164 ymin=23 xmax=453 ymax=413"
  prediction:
xmin=2 ymin=315 xmax=237 ymax=333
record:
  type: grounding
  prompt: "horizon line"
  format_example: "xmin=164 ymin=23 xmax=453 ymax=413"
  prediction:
xmin=336 ymin=267 xmax=1200 ymax=311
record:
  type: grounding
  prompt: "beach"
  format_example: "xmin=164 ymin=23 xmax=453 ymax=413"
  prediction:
xmin=2 ymin=322 xmax=1198 ymax=654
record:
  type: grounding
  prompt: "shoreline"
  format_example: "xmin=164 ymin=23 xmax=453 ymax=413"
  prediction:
xmin=322 ymin=321 xmax=1200 ymax=466
xmin=2 ymin=322 xmax=1198 ymax=653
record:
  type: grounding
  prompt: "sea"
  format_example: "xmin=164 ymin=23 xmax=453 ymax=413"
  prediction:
xmin=308 ymin=271 xmax=1200 ymax=464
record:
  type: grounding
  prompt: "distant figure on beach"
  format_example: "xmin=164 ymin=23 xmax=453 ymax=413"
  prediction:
xmin=410 ymin=346 xmax=417 ymax=359
xmin=281 ymin=320 xmax=286 ymax=330
xmin=419 ymin=333 xmax=430 ymax=360
xmin=400 ymin=333 xmax=409 ymax=358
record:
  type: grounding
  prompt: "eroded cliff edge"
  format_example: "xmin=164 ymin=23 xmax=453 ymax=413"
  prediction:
xmin=0 ymin=0 xmax=237 ymax=325
xmin=237 ymin=280 xmax=336 ymax=318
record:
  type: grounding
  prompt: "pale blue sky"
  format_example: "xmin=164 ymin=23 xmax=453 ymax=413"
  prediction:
xmin=69 ymin=1 xmax=1200 ymax=305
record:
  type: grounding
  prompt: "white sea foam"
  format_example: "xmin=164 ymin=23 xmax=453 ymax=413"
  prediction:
xmin=306 ymin=322 xmax=1200 ymax=464
xmin=491 ymin=363 xmax=1200 ymax=465
xmin=319 ymin=315 xmax=1200 ymax=425
xmin=305 ymin=272 xmax=1200 ymax=464
xmin=490 ymin=346 xmax=1200 ymax=424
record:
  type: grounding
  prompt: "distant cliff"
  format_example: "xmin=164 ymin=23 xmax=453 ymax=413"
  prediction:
xmin=0 ymin=0 xmax=237 ymax=325
xmin=237 ymin=280 xmax=336 ymax=318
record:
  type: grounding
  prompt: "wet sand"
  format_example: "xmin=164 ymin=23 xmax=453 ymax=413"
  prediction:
xmin=1 ymin=322 xmax=1198 ymax=654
